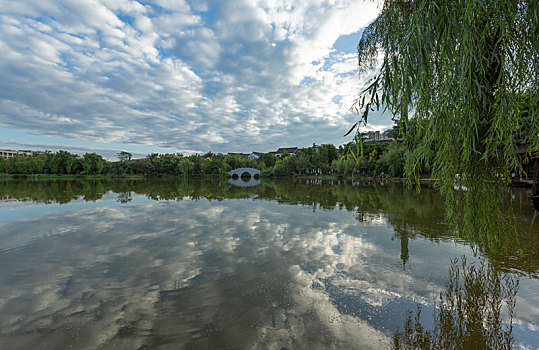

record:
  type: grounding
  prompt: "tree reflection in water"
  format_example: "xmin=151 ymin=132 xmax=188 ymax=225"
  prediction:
xmin=393 ymin=257 xmax=519 ymax=350
xmin=116 ymin=191 xmax=132 ymax=204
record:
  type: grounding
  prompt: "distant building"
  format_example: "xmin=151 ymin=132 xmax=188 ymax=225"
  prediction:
xmin=365 ymin=131 xmax=394 ymax=143
xmin=366 ymin=131 xmax=381 ymax=142
xmin=275 ymin=147 xmax=299 ymax=157
xmin=248 ymin=152 xmax=262 ymax=160
xmin=232 ymin=148 xmax=299 ymax=159
xmin=0 ymin=149 xmax=34 ymax=158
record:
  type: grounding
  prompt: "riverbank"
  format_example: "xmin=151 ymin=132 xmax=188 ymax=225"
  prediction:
xmin=0 ymin=173 xmax=435 ymax=184
xmin=2 ymin=173 xmax=532 ymax=189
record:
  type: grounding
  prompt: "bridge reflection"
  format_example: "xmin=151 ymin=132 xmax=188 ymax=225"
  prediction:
xmin=228 ymin=178 xmax=261 ymax=187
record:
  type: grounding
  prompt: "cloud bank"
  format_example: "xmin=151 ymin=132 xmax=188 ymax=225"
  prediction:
xmin=0 ymin=0 xmax=389 ymax=154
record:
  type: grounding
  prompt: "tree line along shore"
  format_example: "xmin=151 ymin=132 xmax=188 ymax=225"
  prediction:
xmin=0 ymin=139 xmax=414 ymax=179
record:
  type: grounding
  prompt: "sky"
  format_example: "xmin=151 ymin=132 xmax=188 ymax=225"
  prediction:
xmin=0 ymin=0 xmax=392 ymax=159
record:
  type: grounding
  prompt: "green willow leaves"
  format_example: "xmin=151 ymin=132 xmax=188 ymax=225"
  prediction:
xmin=353 ymin=0 xmax=539 ymax=250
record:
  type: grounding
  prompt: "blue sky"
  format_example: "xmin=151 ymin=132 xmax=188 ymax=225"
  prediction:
xmin=0 ymin=0 xmax=391 ymax=159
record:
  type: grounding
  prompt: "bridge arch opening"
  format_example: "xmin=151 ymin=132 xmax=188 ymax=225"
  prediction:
xmin=231 ymin=173 xmax=239 ymax=180
xmin=240 ymin=172 xmax=252 ymax=180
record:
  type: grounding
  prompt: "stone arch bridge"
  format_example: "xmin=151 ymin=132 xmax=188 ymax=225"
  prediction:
xmin=228 ymin=168 xmax=260 ymax=179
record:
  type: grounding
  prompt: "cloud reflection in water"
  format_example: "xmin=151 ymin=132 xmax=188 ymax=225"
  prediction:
xmin=0 ymin=192 xmax=537 ymax=349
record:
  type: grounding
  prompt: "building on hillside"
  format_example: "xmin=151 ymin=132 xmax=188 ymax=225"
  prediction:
xmin=275 ymin=147 xmax=299 ymax=157
xmin=236 ymin=148 xmax=299 ymax=160
xmin=365 ymin=130 xmax=394 ymax=143
xmin=366 ymin=131 xmax=381 ymax=142
xmin=0 ymin=149 xmax=34 ymax=158
xmin=248 ymin=152 xmax=262 ymax=160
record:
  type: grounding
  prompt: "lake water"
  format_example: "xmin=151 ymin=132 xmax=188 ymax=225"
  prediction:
xmin=0 ymin=178 xmax=537 ymax=349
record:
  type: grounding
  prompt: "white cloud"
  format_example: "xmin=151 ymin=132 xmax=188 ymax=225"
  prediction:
xmin=0 ymin=0 xmax=388 ymax=154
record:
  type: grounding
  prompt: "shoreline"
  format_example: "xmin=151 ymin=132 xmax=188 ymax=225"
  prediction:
xmin=0 ymin=173 xmax=531 ymax=188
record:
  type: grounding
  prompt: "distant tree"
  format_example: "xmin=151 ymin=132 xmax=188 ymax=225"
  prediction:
xmin=258 ymin=153 xmax=277 ymax=168
xmin=273 ymin=156 xmax=295 ymax=176
xmin=131 ymin=159 xmax=150 ymax=175
xmin=55 ymin=150 xmax=77 ymax=174
xmin=378 ymin=142 xmax=407 ymax=177
xmin=319 ymin=144 xmax=339 ymax=171
xmin=294 ymin=152 xmax=311 ymax=174
xmin=117 ymin=151 xmax=132 ymax=162
xmin=210 ymin=156 xmax=228 ymax=175
xmin=82 ymin=153 xmax=105 ymax=174
xmin=178 ymin=158 xmax=195 ymax=177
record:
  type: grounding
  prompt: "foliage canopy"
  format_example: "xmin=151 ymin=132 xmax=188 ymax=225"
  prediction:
xmin=353 ymin=0 xmax=539 ymax=249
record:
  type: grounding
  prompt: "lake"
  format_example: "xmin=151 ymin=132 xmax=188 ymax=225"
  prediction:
xmin=0 ymin=178 xmax=537 ymax=349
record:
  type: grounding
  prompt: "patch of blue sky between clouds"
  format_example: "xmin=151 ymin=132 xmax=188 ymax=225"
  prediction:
xmin=333 ymin=30 xmax=365 ymax=54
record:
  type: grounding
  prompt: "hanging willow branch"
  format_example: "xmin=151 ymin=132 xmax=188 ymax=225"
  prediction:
xmin=353 ymin=0 xmax=539 ymax=251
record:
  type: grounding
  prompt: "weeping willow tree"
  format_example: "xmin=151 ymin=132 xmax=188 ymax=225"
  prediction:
xmin=352 ymin=0 xmax=539 ymax=250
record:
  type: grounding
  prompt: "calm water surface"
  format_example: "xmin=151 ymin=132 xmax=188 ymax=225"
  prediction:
xmin=0 ymin=178 xmax=537 ymax=349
